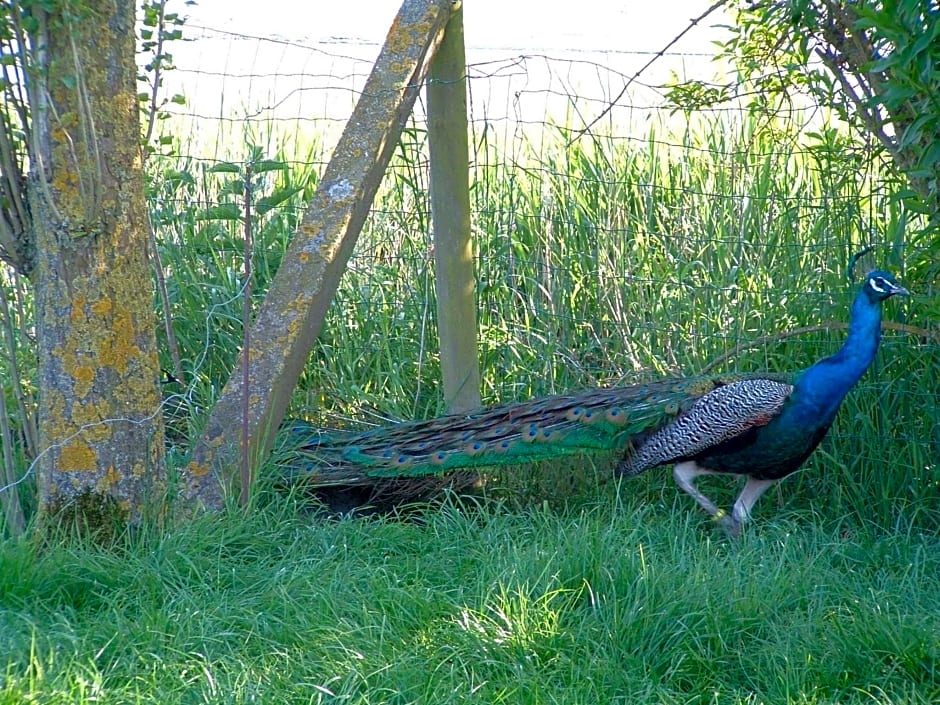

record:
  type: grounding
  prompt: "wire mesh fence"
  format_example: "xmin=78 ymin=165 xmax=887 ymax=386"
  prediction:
xmin=153 ymin=15 xmax=937 ymax=519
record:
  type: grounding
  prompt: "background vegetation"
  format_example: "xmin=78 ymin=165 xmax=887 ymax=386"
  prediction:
xmin=144 ymin=112 xmax=938 ymax=529
xmin=1 ymin=1 xmax=938 ymax=702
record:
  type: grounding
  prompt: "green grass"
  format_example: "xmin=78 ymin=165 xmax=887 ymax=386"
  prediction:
xmin=1 ymin=490 xmax=938 ymax=704
xmin=1 ymin=98 xmax=938 ymax=703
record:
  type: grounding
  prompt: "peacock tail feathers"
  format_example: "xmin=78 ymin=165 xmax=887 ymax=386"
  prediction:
xmin=278 ymin=372 xmax=796 ymax=486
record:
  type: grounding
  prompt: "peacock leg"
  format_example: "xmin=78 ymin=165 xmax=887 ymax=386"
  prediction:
xmin=730 ymin=476 xmax=776 ymax=526
xmin=672 ymin=461 xmax=726 ymax=519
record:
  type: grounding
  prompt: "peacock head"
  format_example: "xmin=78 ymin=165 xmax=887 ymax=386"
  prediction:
xmin=861 ymin=270 xmax=909 ymax=303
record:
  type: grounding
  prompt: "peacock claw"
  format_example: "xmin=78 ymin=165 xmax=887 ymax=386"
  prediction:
xmin=714 ymin=513 xmax=742 ymax=538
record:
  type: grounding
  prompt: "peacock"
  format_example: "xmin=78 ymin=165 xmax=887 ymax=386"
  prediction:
xmin=280 ymin=270 xmax=908 ymax=532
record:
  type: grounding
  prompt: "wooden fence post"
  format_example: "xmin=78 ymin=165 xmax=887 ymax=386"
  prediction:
xmin=427 ymin=2 xmax=482 ymax=413
xmin=182 ymin=0 xmax=457 ymax=512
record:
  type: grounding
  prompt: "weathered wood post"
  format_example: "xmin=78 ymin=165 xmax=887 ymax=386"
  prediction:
xmin=427 ymin=1 xmax=481 ymax=413
xmin=182 ymin=0 xmax=458 ymax=512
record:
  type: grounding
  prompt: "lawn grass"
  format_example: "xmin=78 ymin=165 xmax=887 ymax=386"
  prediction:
xmin=1 ymin=487 xmax=937 ymax=704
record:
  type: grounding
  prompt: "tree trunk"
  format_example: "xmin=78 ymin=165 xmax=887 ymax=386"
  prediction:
xmin=29 ymin=0 xmax=166 ymax=529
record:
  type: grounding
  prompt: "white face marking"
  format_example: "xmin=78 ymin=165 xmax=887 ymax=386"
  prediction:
xmin=869 ymin=276 xmax=888 ymax=294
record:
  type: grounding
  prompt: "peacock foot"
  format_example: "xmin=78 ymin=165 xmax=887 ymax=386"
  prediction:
xmin=713 ymin=511 xmax=742 ymax=538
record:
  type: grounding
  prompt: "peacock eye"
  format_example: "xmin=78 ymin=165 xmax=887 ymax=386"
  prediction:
xmin=869 ymin=276 xmax=888 ymax=293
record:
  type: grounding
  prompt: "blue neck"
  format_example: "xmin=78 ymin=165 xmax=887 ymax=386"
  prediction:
xmin=793 ymin=290 xmax=883 ymax=424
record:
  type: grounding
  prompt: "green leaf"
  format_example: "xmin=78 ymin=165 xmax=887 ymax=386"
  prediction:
xmin=919 ymin=139 xmax=940 ymax=170
xmin=195 ymin=204 xmax=242 ymax=221
xmin=253 ymin=160 xmax=289 ymax=174
xmin=219 ymin=178 xmax=246 ymax=197
xmin=163 ymin=169 xmax=195 ymax=186
xmin=208 ymin=163 xmax=241 ymax=174
xmin=256 ymin=186 xmax=303 ymax=214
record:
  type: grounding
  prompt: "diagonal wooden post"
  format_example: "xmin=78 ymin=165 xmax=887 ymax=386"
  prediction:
xmin=427 ymin=2 xmax=481 ymax=413
xmin=181 ymin=0 xmax=457 ymax=513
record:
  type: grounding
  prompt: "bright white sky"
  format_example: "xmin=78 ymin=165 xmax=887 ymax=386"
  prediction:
xmin=165 ymin=1 xmax=734 ymax=145
xmin=183 ymin=0 xmax=730 ymax=54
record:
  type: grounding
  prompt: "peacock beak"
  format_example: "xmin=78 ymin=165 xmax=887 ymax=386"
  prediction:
xmin=892 ymin=283 xmax=910 ymax=297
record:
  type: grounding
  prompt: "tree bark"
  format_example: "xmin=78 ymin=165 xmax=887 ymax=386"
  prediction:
xmin=29 ymin=0 xmax=166 ymax=528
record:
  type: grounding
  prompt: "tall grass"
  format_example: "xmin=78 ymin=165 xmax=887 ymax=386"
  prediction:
xmin=142 ymin=110 xmax=939 ymax=532
xmin=0 ymin=106 xmax=936 ymax=537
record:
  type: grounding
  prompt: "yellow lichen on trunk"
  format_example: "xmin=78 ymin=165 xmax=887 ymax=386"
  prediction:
xmin=31 ymin=0 xmax=166 ymax=530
